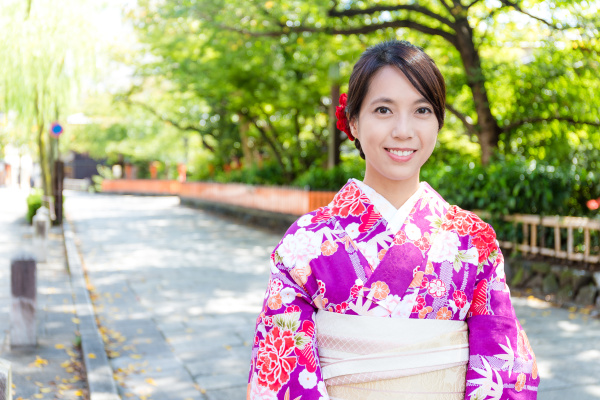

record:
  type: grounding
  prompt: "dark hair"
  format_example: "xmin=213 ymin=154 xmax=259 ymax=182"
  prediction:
xmin=346 ymin=40 xmax=446 ymax=159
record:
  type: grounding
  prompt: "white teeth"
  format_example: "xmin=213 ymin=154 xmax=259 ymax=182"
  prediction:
xmin=387 ymin=149 xmax=415 ymax=157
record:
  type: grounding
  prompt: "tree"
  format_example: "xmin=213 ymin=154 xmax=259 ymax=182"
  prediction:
xmin=205 ymin=0 xmax=600 ymax=165
xmin=0 ymin=0 xmax=95 ymax=200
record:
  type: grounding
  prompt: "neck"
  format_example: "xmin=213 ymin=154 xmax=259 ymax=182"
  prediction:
xmin=362 ymin=169 xmax=421 ymax=209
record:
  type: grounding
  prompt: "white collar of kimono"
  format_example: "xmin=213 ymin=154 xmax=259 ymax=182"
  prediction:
xmin=350 ymin=178 xmax=426 ymax=234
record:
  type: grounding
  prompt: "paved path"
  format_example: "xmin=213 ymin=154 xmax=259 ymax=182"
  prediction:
xmin=0 ymin=188 xmax=88 ymax=400
xmin=64 ymin=191 xmax=600 ymax=400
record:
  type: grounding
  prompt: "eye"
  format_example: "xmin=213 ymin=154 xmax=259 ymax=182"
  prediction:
xmin=375 ymin=106 xmax=391 ymax=114
xmin=416 ymin=107 xmax=433 ymax=114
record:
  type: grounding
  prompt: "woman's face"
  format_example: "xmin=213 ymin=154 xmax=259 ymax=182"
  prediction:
xmin=349 ymin=65 xmax=439 ymax=187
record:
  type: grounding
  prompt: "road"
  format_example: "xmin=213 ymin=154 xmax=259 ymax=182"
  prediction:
xmin=63 ymin=191 xmax=600 ymax=400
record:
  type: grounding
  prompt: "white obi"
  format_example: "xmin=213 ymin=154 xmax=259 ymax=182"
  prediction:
xmin=316 ymin=310 xmax=469 ymax=400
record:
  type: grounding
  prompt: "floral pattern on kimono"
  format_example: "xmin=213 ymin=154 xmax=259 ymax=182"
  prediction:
xmin=248 ymin=179 xmax=539 ymax=400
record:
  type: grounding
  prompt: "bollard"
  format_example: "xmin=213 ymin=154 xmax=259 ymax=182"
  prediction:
xmin=10 ymin=256 xmax=37 ymax=347
xmin=0 ymin=358 xmax=12 ymax=400
xmin=32 ymin=206 xmax=50 ymax=262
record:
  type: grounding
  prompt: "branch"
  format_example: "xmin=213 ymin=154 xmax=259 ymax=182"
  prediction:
xmin=247 ymin=116 xmax=287 ymax=173
xmin=220 ymin=20 xmax=458 ymax=46
xmin=123 ymin=99 xmax=216 ymax=153
xmin=498 ymin=0 xmax=569 ymax=30
xmin=464 ymin=0 xmax=483 ymax=9
xmin=446 ymin=104 xmax=476 ymax=136
xmin=502 ymin=116 xmax=600 ymax=132
xmin=328 ymin=4 xmax=455 ymax=28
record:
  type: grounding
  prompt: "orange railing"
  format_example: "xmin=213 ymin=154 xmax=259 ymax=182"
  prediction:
xmin=101 ymin=179 xmax=337 ymax=216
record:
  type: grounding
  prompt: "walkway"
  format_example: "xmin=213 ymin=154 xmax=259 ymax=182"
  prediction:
xmin=0 ymin=188 xmax=88 ymax=400
xmin=63 ymin=191 xmax=600 ymax=400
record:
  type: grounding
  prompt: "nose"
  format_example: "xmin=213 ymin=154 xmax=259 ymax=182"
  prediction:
xmin=391 ymin=114 xmax=414 ymax=140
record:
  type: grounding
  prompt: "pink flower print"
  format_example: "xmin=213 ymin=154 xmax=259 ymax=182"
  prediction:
xmin=370 ymin=281 xmax=390 ymax=300
xmin=427 ymin=279 xmax=447 ymax=298
xmin=334 ymin=302 xmax=349 ymax=314
xmin=317 ymin=279 xmax=326 ymax=296
xmin=394 ymin=230 xmax=407 ymax=245
xmin=420 ymin=276 xmax=429 ymax=289
xmin=515 ymin=372 xmax=526 ymax=392
xmin=285 ymin=305 xmax=300 ymax=313
xmin=330 ymin=183 xmax=369 ymax=217
xmin=412 ymin=295 xmax=425 ymax=313
xmin=452 ymin=290 xmax=467 ymax=309
xmin=350 ymin=284 xmax=363 ymax=298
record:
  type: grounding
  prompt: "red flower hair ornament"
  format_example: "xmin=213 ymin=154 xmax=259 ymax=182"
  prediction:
xmin=335 ymin=93 xmax=354 ymax=141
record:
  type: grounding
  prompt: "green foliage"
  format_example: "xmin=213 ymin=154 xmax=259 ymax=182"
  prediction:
xmin=292 ymin=160 xmax=366 ymax=190
xmin=26 ymin=188 xmax=43 ymax=224
xmin=91 ymin=165 xmax=114 ymax=193
xmin=211 ymin=161 xmax=289 ymax=186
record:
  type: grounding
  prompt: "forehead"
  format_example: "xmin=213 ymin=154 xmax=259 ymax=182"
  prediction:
xmin=364 ymin=65 xmax=422 ymax=102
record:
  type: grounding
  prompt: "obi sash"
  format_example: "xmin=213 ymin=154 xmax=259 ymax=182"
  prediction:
xmin=315 ymin=310 xmax=469 ymax=400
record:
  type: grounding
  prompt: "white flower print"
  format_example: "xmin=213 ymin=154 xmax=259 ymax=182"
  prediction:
xmin=379 ymin=294 xmax=401 ymax=313
xmin=356 ymin=240 xmax=379 ymax=269
xmin=428 ymin=230 xmax=460 ymax=263
xmin=345 ymin=222 xmax=361 ymax=239
xmin=405 ymin=223 xmax=422 ymax=241
xmin=280 ymin=287 xmax=296 ymax=304
xmin=269 ymin=278 xmax=283 ymax=296
xmin=297 ymin=214 xmax=314 ymax=227
xmin=278 ymin=228 xmax=322 ymax=268
xmin=249 ymin=373 xmax=277 ymax=400
xmin=270 ymin=259 xmax=280 ymax=274
xmin=317 ymin=381 xmax=330 ymax=400
xmin=464 ymin=246 xmax=479 ymax=265
xmin=427 ymin=279 xmax=447 ymax=298
xmin=298 ymin=369 xmax=318 ymax=389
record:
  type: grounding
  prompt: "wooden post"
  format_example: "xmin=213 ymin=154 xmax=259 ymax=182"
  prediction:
xmin=0 ymin=359 xmax=11 ymax=400
xmin=0 ymin=358 xmax=12 ymax=400
xmin=555 ymin=224 xmax=561 ymax=257
xmin=53 ymin=160 xmax=64 ymax=225
xmin=531 ymin=222 xmax=537 ymax=254
xmin=10 ymin=256 xmax=37 ymax=347
xmin=567 ymin=227 xmax=574 ymax=260
xmin=584 ymin=228 xmax=590 ymax=261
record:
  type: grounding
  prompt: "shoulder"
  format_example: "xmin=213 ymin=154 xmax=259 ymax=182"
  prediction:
xmin=272 ymin=208 xmax=332 ymax=270
xmin=441 ymin=205 xmax=495 ymax=238
xmin=441 ymin=205 xmax=500 ymax=266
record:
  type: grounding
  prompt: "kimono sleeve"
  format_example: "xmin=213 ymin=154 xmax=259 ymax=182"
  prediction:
xmin=247 ymin=230 xmax=327 ymax=400
xmin=465 ymin=223 xmax=540 ymax=400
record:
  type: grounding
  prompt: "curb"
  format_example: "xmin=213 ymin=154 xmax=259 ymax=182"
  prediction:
xmin=63 ymin=219 xmax=120 ymax=400
xmin=179 ymin=196 xmax=296 ymax=234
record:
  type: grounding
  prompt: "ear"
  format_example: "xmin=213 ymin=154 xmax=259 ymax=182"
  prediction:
xmin=349 ymin=116 xmax=358 ymax=140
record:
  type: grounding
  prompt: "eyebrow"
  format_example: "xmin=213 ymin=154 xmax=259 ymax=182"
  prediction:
xmin=369 ymin=96 xmax=430 ymax=106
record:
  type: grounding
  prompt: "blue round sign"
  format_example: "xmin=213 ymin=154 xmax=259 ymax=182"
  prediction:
xmin=50 ymin=123 xmax=63 ymax=138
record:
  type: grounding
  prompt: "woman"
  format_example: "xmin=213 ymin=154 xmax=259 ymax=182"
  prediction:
xmin=248 ymin=40 xmax=539 ymax=400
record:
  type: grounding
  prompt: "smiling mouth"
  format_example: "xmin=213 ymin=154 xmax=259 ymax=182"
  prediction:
xmin=385 ymin=148 xmax=416 ymax=156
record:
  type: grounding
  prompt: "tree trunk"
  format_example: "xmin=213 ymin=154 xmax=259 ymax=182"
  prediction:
xmin=239 ymin=117 xmax=253 ymax=167
xmin=328 ymin=83 xmax=342 ymax=169
xmin=454 ymin=20 xmax=501 ymax=165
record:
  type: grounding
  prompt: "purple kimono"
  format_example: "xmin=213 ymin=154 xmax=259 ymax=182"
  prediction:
xmin=248 ymin=178 xmax=539 ymax=399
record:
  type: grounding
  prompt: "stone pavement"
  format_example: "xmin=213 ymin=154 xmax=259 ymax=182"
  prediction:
xmin=0 ymin=188 xmax=88 ymax=400
xmin=63 ymin=191 xmax=600 ymax=400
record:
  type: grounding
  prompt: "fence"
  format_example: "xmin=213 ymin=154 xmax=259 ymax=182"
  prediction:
xmin=101 ymin=179 xmax=337 ymax=216
xmin=499 ymin=215 xmax=600 ymax=264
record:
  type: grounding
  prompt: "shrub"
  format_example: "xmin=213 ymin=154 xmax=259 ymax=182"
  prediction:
xmin=26 ymin=188 xmax=44 ymax=224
